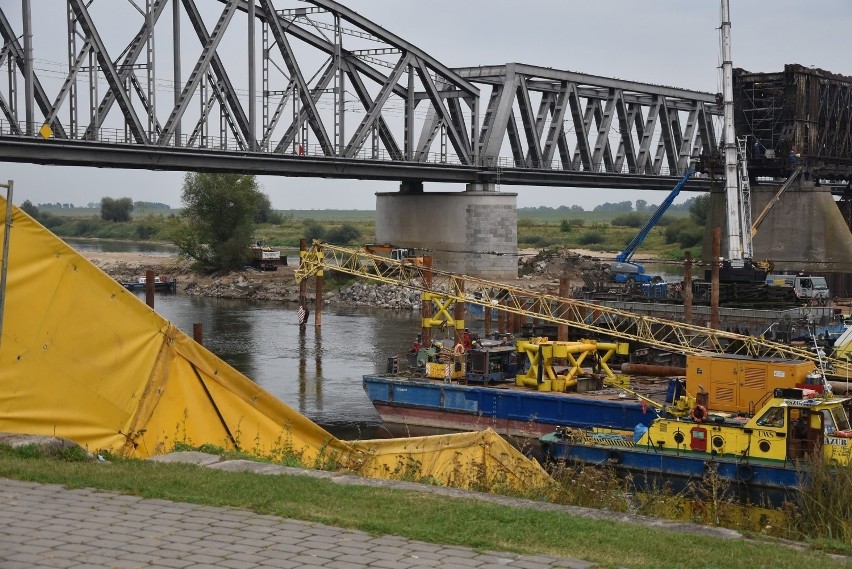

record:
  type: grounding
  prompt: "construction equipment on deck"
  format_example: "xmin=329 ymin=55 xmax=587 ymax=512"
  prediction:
xmin=610 ymin=169 xmax=694 ymax=283
xmin=297 ymin=241 xmax=851 ymax=377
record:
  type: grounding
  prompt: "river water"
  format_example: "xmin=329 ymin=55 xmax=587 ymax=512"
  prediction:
xmin=133 ymin=291 xmax=424 ymax=439
xmin=68 ymin=238 xmax=682 ymax=439
xmin=66 ymin=237 xmax=472 ymax=439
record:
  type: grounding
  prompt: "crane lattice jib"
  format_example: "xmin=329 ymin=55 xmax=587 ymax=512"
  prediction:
xmin=296 ymin=241 xmax=850 ymax=374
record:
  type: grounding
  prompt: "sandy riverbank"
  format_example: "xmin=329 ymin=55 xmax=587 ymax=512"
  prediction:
xmin=81 ymin=248 xmax=576 ymax=302
xmin=83 ymin=251 xmax=304 ymax=302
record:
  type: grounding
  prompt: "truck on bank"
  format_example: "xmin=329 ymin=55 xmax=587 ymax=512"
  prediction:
xmin=765 ymin=273 xmax=831 ymax=305
xmin=248 ymin=243 xmax=283 ymax=271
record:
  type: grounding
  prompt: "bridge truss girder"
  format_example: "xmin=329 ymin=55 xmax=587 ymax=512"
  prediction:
xmin=0 ymin=1 xmax=724 ymax=191
xmin=0 ymin=0 xmax=478 ymax=163
xmin=459 ymin=63 xmax=721 ymax=177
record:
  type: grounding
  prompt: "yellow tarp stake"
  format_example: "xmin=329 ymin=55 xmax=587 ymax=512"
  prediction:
xmin=0 ymin=197 xmax=553 ymax=493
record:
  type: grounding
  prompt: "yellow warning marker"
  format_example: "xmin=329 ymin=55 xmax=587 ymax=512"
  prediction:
xmin=39 ymin=123 xmax=53 ymax=140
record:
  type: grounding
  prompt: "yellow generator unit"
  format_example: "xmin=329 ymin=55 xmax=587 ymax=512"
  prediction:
xmin=685 ymin=353 xmax=820 ymax=413
xmin=426 ymin=360 xmax=466 ymax=381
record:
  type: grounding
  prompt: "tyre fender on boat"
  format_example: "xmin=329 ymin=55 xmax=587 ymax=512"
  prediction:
xmin=736 ymin=463 xmax=754 ymax=482
xmin=607 ymin=449 xmax=623 ymax=464
xmin=690 ymin=404 xmax=707 ymax=423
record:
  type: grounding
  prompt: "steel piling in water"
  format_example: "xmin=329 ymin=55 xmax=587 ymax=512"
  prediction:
xmin=145 ymin=269 xmax=155 ymax=308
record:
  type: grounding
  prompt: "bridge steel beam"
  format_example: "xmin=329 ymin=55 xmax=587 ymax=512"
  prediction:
xmin=457 ymin=64 xmax=721 ymax=177
xmin=0 ymin=1 xmax=747 ymax=191
xmin=0 ymin=136 xmax=713 ymax=193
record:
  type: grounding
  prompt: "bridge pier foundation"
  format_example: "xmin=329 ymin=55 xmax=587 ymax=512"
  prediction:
xmin=376 ymin=188 xmax=518 ymax=279
xmin=704 ymin=179 xmax=852 ymax=277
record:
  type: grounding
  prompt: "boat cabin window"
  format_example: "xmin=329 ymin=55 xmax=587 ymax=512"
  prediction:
xmin=821 ymin=409 xmax=837 ymax=435
xmin=756 ymin=406 xmax=785 ymax=428
xmin=823 ymin=407 xmax=851 ymax=435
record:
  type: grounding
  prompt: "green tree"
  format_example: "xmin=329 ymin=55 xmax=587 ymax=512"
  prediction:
xmin=20 ymin=199 xmax=40 ymax=219
xmin=254 ymin=193 xmax=285 ymax=224
xmin=689 ymin=193 xmax=711 ymax=225
xmin=172 ymin=173 xmax=266 ymax=272
xmin=100 ymin=197 xmax=134 ymax=222
xmin=302 ymin=219 xmax=326 ymax=242
xmin=325 ymin=223 xmax=361 ymax=244
xmin=611 ymin=212 xmax=648 ymax=228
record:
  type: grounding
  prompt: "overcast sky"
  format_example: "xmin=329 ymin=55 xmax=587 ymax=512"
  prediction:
xmin=2 ymin=1 xmax=850 ymax=210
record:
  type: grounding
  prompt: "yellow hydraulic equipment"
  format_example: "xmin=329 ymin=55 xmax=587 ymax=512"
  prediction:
xmin=297 ymin=241 xmax=851 ymax=377
xmin=424 ymin=341 xmax=467 ymax=381
xmin=0 ymin=196 xmax=553 ymax=494
xmin=515 ymin=338 xmax=629 ymax=392
xmin=422 ymin=291 xmax=464 ymax=332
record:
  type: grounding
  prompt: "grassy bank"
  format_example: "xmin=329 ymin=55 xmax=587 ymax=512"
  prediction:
xmin=0 ymin=445 xmax=848 ymax=569
xmin=35 ymin=207 xmax=701 ymax=261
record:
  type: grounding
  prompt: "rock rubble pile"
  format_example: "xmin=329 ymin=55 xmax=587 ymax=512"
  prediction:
xmin=324 ymin=282 xmax=421 ymax=309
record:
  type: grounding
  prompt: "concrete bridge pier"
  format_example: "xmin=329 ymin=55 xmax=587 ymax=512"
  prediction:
xmin=375 ymin=183 xmax=518 ymax=279
xmin=704 ymin=179 xmax=852 ymax=278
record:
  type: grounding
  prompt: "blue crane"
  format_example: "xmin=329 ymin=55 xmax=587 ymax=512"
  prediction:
xmin=610 ymin=169 xmax=695 ymax=283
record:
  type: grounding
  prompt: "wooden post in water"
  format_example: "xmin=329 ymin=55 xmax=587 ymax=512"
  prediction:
xmin=711 ymin=228 xmax=721 ymax=330
xmin=145 ymin=269 xmax=155 ymax=308
xmin=421 ymin=257 xmax=433 ymax=347
xmin=193 ymin=323 xmax=203 ymax=345
xmin=558 ymin=277 xmax=570 ymax=342
xmin=454 ymin=279 xmax=465 ymax=346
xmin=315 ymin=243 xmax=323 ymax=329
xmin=299 ymin=239 xmax=308 ymax=332
xmin=516 ymin=299 xmax=526 ymax=335
xmin=683 ymin=252 xmax=693 ymax=325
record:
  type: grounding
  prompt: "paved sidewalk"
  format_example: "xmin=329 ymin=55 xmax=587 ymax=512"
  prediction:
xmin=0 ymin=478 xmax=597 ymax=569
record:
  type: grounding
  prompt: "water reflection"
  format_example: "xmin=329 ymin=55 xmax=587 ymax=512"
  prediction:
xmin=64 ymin=237 xmax=180 ymax=255
xmin=314 ymin=328 xmax=324 ymax=411
xmin=134 ymin=291 xmax=420 ymax=429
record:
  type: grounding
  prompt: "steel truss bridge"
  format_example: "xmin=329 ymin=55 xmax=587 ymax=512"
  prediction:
xmin=0 ymin=0 xmax=724 ymax=192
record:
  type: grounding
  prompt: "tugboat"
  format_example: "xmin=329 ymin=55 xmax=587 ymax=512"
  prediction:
xmin=539 ymin=387 xmax=852 ymax=490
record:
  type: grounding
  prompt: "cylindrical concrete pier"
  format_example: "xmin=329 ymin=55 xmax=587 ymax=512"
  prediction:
xmin=705 ymin=179 xmax=852 ymax=273
xmin=375 ymin=188 xmax=518 ymax=280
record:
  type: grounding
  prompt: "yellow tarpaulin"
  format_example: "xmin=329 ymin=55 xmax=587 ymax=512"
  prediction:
xmin=0 ymin=196 xmax=553 ymax=493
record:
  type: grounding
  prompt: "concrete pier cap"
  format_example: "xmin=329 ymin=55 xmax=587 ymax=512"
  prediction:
xmin=705 ymin=178 xmax=852 ymax=273
xmin=376 ymin=183 xmax=518 ymax=279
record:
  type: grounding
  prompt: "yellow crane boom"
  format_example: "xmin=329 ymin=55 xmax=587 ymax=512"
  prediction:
xmin=297 ymin=241 xmax=850 ymax=376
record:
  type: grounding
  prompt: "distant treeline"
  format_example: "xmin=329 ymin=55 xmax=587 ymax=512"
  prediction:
xmin=37 ymin=200 xmax=173 ymax=210
xmin=518 ymin=195 xmax=702 ymax=214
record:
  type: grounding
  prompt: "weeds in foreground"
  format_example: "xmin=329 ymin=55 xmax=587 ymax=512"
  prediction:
xmin=791 ymin=453 xmax=852 ymax=546
xmin=547 ymin=458 xmax=802 ymax=543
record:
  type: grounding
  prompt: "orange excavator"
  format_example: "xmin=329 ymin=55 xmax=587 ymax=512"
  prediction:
xmin=362 ymin=243 xmax=428 ymax=267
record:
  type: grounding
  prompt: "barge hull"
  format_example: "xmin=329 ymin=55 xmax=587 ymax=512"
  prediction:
xmin=539 ymin=436 xmax=801 ymax=491
xmin=363 ymin=374 xmax=655 ymax=438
